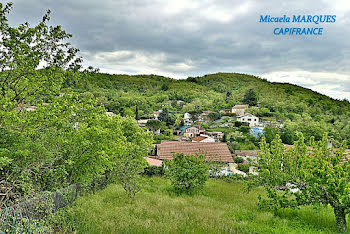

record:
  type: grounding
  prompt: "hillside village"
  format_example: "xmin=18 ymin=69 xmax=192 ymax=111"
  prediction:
xmin=2 ymin=3 xmax=350 ymax=232
xmin=130 ymin=102 xmax=348 ymax=177
xmin=135 ymin=103 xmax=282 ymax=176
xmin=15 ymin=90 xmax=350 ymax=178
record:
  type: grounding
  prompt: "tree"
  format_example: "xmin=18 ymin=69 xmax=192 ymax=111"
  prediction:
xmin=263 ymin=126 xmax=278 ymax=143
xmin=207 ymin=112 xmax=221 ymax=121
xmin=164 ymin=153 xmax=209 ymax=194
xmin=0 ymin=3 xmax=153 ymax=205
xmin=0 ymin=2 xmax=82 ymax=116
xmin=114 ymin=144 xmax=149 ymax=201
xmin=158 ymin=108 xmax=176 ymax=126
xmin=243 ymin=89 xmax=258 ymax=106
xmin=254 ymin=133 xmax=350 ymax=232
xmin=188 ymin=110 xmax=202 ymax=122
xmin=0 ymin=93 xmax=153 ymax=204
xmin=135 ymin=105 xmax=140 ymax=120
xmin=146 ymin=119 xmax=163 ymax=133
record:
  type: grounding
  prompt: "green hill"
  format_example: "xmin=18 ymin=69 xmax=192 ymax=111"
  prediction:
xmin=69 ymin=72 xmax=350 ymax=146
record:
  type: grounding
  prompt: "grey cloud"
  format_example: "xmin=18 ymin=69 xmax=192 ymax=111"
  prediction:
xmin=7 ymin=0 xmax=350 ymax=99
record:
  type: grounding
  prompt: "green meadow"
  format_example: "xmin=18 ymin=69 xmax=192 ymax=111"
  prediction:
xmin=53 ymin=177 xmax=346 ymax=233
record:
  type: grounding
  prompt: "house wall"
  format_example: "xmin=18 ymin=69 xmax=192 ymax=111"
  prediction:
xmin=232 ymin=108 xmax=245 ymax=116
xmin=237 ymin=115 xmax=259 ymax=127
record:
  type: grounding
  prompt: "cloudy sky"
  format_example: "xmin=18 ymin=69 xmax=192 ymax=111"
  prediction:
xmin=7 ymin=0 xmax=350 ymax=100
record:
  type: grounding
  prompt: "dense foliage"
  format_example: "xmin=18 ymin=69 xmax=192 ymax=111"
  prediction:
xmin=0 ymin=2 xmax=152 ymax=205
xmin=70 ymin=72 xmax=350 ymax=147
xmin=165 ymin=153 xmax=209 ymax=194
xmin=255 ymin=133 xmax=350 ymax=232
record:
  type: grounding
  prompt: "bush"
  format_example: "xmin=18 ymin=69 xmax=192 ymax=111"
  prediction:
xmin=237 ymin=164 xmax=249 ymax=173
xmin=164 ymin=153 xmax=209 ymax=194
xmin=208 ymin=162 xmax=225 ymax=177
xmin=234 ymin=156 xmax=244 ymax=164
xmin=143 ymin=166 xmax=165 ymax=176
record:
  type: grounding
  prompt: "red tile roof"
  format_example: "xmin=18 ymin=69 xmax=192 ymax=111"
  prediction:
xmin=192 ymin=136 xmax=207 ymax=142
xmin=156 ymin=141 xmax=233 ymax=162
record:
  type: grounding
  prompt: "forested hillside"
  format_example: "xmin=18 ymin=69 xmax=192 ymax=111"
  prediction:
xmin=69 ymin=72 xmax=350 ymax=146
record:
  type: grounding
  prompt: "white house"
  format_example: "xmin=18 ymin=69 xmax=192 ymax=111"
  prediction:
xmin=183 ymin=112 xmax=193 ymax=125
xmin=237 ymin=114 xmax=259 ymax=127
xmin=153 ymin=110 xmax=162 ymax=120
xmin=106 ymin=111 xmax=116 ymax=117
xmin=137 ymin=119 xmax=149 ymax=127
xmin=205 ymin=131 xmax=224 ymax=141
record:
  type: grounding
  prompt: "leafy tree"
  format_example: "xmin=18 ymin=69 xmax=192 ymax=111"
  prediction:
xmin=237 ymin=163 xmax=249 ymax=173
xmin=135 ymin=105 xmax=140 ymax=120
xmin=239 ymin=125 xmax=251 ymax=134
xmin=188 ymin=110 xmax=202 ymax=122
xmin=114 ymin=144 xmax=149 ymax=201
xmin=263 ymin=126 xmax=278 ymax=143
xmin=255 ymin=133 xmax=350 ymax=232
xmin=207 ymin=112 xmax=221 ymax=121
xmin=143 ymin=165 xmax=165 ymax=177
xmin=234 ymin=156 xmax=244 ymax=164
xmin=161 ymin=83 xmax=169 ymax=91
xmin=146 ymin=119 xmax=163 ymax=133
xmin=243 ymin=89 xmax=258 ymax=106
xmin=165 ymin=153 xmax=209 ymax=194
xmin=0 ymin=2 xmax=82 ymax=115
xmin=158 ymin=108 xmax=176 ymax=126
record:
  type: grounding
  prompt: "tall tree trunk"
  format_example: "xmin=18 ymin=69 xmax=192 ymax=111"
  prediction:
xmin=333 ymin=206 xmax=347 ymax=233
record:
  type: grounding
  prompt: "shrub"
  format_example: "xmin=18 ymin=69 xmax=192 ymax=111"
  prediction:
xmin=234 ymin=156 xmax=244 ymax=163
xmin=164 ymin=153 xmax=209 ymax=194
xmin=207 ymin=161 xmax=224 ymax=177
xmin=143 ymin=166 xmax=165 ymax=176
xmin=237 ymin=164 xmax=249 ymax=173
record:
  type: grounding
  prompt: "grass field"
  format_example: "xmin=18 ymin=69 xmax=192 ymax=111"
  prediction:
xmin=54 ymin=177 xmax=348 ymax=233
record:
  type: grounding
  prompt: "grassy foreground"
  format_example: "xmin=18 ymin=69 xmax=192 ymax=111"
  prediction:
xmin=54 ymin=177 xmax=347 ymax=233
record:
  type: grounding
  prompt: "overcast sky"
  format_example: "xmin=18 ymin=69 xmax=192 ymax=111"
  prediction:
xmin=7 ymin=0 xmax=350 ymax=100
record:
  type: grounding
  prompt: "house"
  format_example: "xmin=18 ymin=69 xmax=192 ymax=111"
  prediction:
xmin=137 ymin=119 xmax=149 ymax=128
xmin=153 ymin=110 xmax=162 ymax=120
xmin=205 ymin=131 xmax=224 ymax=141
xmin=236 ymin=113 xmax=259 ymax=127
xmin=177 ymin=100 xmax=185 ymax=106
xmin=192 ymin=135 xmax=215 ymax=143
xmin=25 ymin=105 xmax=37 ymax=111
xmin=234 ymin=150 xmax=258 ymax=161
xmin=221 ymin=109 xmax=232 ymax=114
xmin=154 ymin=141 xmax=234 ymax=162
xmin=183 ymin=112 xmax=193 ymax=125
xmin=106 ymin=111 xmax=116 ymax=117
xmin=174 ymin=125 xmax=191 ymax=135
xmin=231 ymin=105 xmax=248 ymax=116
xmin=199 ymin=110 xmax=212 ymax=121
xmin=184 ymin=125 xmax=205 ymax=138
